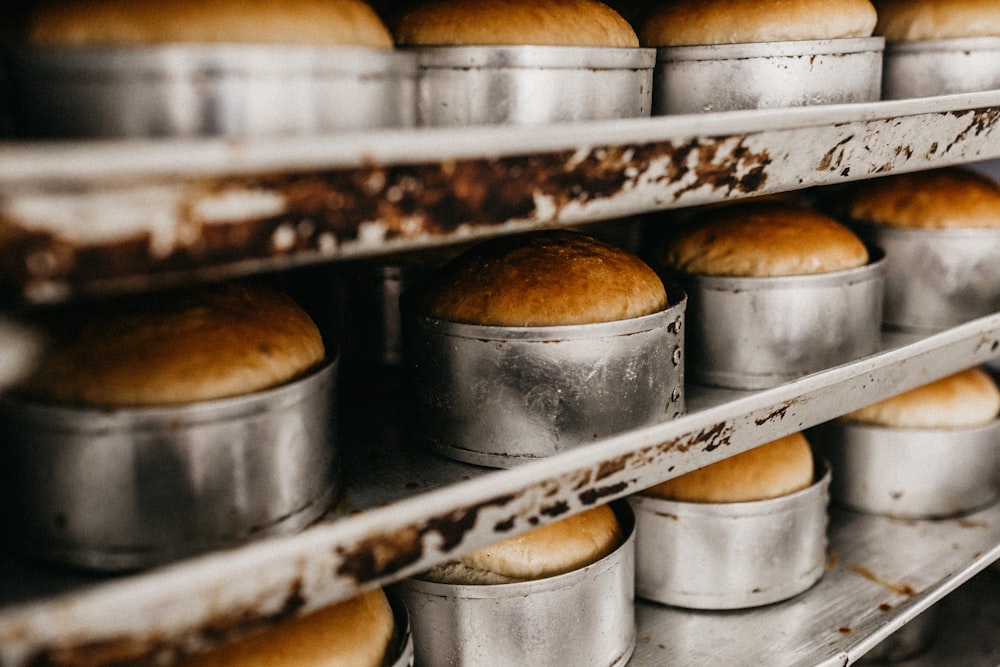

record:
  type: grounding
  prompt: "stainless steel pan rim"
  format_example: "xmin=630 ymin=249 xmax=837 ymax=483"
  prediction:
xmin=631 ymin=460 xmax=831 ymax=609
xmin=395 ymin=502 xmax=635 ymax=667
xmin=676 ymin=249 xmax=886 ymax=291
xmin=885 ymin=36 xmax=1000 ymax=55
xmin=410 ymin=44 xmax=656 ymax=70
xmin=3 ymin=359 xmax=336 ymax=429
xmin=810 ymin=418 xmax=1000 ymax=519
xmin=657 ymin=36 xmax=885 ymax=62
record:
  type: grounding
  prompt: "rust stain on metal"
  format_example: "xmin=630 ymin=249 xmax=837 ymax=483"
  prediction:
xmin=817 ymin=135 xmax=854 ymax=171
xmin=849 ymin=565 xmax=917 ymax=596
xmin=595 ymin=457 xmax=629 ymax=482
xmin=755 ymin=403 xmax=791 ymax=426
xmin=945 ymin=107 xmax=1000 ymax=154
xmin=2 ymin=134 xmax=773 ymax=302
xmin=579 ymin=481 xmax=631 ymax=506
xmin=335 ymin=493 xmax=516 ymax=584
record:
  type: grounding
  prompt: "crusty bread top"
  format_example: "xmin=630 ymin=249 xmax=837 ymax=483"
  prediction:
xmin=660 ymin=203 xmax=870 ymax=277
xmin=643 ymin=432 xmax=815 ymax=503
xmin=844 ymin=367 xmax=1000 ymax=428
xmin=420 ymin=505 xmax=622 ymax=584
xmin=640 ymin=0 xmax=877 ymax=47
xmin=28 ymin=0 xmax=394 ymax=47
xmin=844 ymin=168 xmax=1000 ymax=229
xmin=417 ymin=230 xmax=668 ymax=326
xmin=21 ymin=282 xmax=325 ymax=407
xmin=394 ymin=0 xmax=639 ymax=47
xmin=875 ymin=0 xmax=1000 ymax=41
xmin=178 ymin=588 xmax=395 ymax=667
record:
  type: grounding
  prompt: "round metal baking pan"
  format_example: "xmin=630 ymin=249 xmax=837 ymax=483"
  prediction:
xmin=394 ymin=502 xmax=635 ymax=667
xmin=653 ymin=37 xmax=884 ymax=114
xmin=667 ymin=248 xmax=884 ymax=390
xmin=387 ymin=589 xmax=416 ymax=667
xmin=630 ymin=459 xmax=830 ymax=609
xmin=407 ymin=45 xmax=655 ymax=126
xmin=810 ymin=417 xmax=1000 ymax=519
xmin=405 ymin=283 xmax=686 ymax=468
xmin=852 ymin=222 xmax=1000 ymax=333
xmin=0 ymin=359 xmax=338 ymax=571
xmin=882 ymin=37 xmax=1000 ymax=99
xmin=5 ymin=45 xmax=417 ymax=138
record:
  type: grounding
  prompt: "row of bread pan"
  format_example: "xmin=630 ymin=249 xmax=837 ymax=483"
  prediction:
xmin=4 ymin=34 xmax=996 ymax=139
xmin=3 ymin=211 xmax=996 ymax=574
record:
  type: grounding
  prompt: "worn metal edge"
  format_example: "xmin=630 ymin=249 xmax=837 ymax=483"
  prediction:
xmin=1 ymin=315 xmax=1000 ymax=666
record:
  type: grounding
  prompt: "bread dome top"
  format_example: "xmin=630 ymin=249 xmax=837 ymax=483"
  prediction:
xmin=394 ymin=0 xmax=639 ymax=47
xmin=421 ymin=504 xmax=622 ymax=584
xmin=644 ymin=432 xmax=815 ymax=503
xmin=640 ymin=0 xmax=877 ymax=47
xmin=874 ymin=0 xmax=1000 ymax=41
xmin=844 ymin=367 xmax=1000 ymax=428
xmin=178 ymin=588 xmax=395 ymax=667
xmin=844 ymin=168 xmax=1000 ymax=229
xmin=27 ymin=0 xmax=394 ymax=48
xmin=416 ymin=230 xmax=668 ymax=326
xmin=20 ymin=282 xmax=325 ymax=407
xmin=660 ymin=203 xmax=870 ymax=277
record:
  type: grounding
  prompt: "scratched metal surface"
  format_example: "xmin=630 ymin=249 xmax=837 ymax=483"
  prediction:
xmin=2 ymin=92 xmax=1000 ymax=303
xmin=2 ymin=317 xmax=1000 ymax=666
xmin=629 ymin=504 xmax=1000 ymax=667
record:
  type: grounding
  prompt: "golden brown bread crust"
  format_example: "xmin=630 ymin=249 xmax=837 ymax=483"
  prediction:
xmin=417 ymin=230 xmax=668 ymax=326
xmin=640 ymin=0 xmax=877 ymax=47
xmin=28 ymin=0 xmax=394 ymax=47
xmin=643 ymin=432 xmax=815 ymax=503
xmin=21 ymin=283 xmax=325 ymax=407
xmin=844 ymin=367 xmax=1000 ymax=428
xmin=178 ymin=588 xmax=395 ymax=667
xmin=394 ymin=0 xmax=639 ymax=47
xmin=421 ymin=505 xmax=622 ymax=584
xmin=660 ymin=203 xmax=870 ymax=277
xmin=844 ymin=168 xmax=1000 ymax=229
xmin=875 ymin=0 xmax=1000 ymax=41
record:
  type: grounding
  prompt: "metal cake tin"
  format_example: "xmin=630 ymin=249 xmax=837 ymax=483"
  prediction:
xmin=630 ymin=460 xmax=830 ymax=610
xmin=882 ymin=37 xmax=1000 ymax=99
xmin=0 ymin=359 xmax=338 ymax=572
xmin=394 ymin=502 xmax=635 ymax=667
xmin=852 ymin=222 xmax=1000 ymax=332
xmin=405 ymin=284 xmax=685 ymax=468
xmin=407 ymin=45 xmax=656 ymax=126
xmin=5 ymin=45 xmax=417 ymax=138
xmin=810 ymin=417 xmax=1000 ymax=519
xmin=667 ymin=249 xmax=884 ymax=390
xmin=653 ymin=37 xmax=884 ymax=114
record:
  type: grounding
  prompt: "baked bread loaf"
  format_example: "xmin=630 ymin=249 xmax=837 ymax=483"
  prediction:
xmin=844 ymin=367 xmax=1000 ymax=428
xmin=27 ymin=0 xmax=394 ymax=48
xmin=420 ymin=504 xmax=622 ymax=584
xmin=660 ymin=203 xmax=870 ymax=277
xmin=178 ymin=588 xmax=395 ymax=667
xmin=20 ymin=282 xmax=325 ymax=407
xmin=394 ymin=0 xmax=639 ymax=47
xmin=843 ymin=168 xmax=1000 ymax=229
xmin=644 ymin=432 xmax=815 ymax=503
xmin=416 ymin=230 xmax=668 ymax=326
xmin=640 ymin=0 xmax=877 ymax=47
xmin=874 ymin=0 xmax=1000 ymax=41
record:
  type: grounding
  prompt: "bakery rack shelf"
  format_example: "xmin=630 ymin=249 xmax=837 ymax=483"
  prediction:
xmin=2 ymin=316 xmax=1000 ymax=666
xmin=4 ymin=93 xmax=1000 ymax=665
xmin=1 ymin=90 xmax=1000 ymax=306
